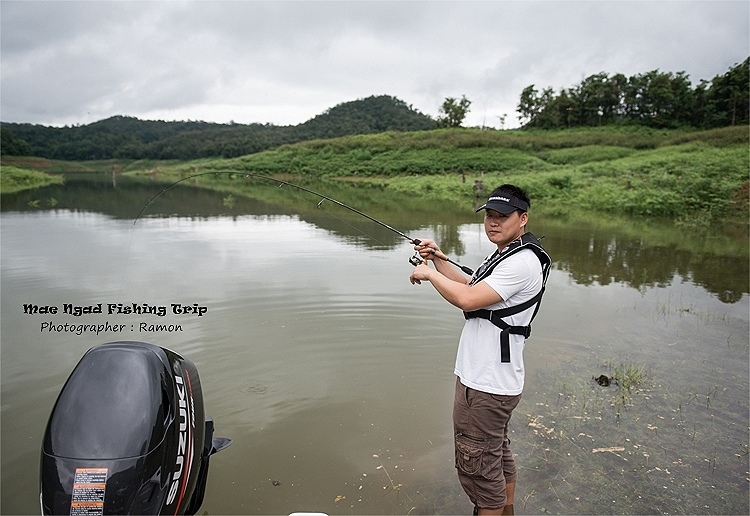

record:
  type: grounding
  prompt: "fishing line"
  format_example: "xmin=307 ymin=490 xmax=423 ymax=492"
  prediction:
xmin=133 ymin=171 xmax=474 ymax=274
xmin=280 ymin=183 xmax=393 ymax=249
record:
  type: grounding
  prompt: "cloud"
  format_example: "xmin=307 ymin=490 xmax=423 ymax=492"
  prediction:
xmin=1 ymin=0 xmax=747 ymax=129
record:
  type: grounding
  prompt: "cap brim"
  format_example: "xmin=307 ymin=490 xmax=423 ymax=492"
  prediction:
xmin=475 ymin=201 xmax=519 ymax=214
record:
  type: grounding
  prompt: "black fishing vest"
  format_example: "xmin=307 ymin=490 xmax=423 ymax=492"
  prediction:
xmin=463 ymin=232 xmax=551 ymax=363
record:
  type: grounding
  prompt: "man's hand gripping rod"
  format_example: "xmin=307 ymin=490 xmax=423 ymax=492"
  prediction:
xmin=408 ymin=239 xmax=474 ymax=275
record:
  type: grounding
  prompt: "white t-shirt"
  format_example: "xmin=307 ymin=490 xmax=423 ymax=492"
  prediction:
xmin=454 ymin=248 xmax=544 ymax=395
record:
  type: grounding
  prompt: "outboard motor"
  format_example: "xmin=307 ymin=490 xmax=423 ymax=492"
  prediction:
xmin=40 ymin=341 xmax=231 ymax=515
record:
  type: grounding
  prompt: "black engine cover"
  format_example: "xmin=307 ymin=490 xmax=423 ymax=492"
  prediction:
xmin=40 ymin=341 xmax=228 ymax=515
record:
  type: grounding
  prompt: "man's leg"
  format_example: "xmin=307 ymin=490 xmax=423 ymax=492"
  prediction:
xmin=474 ymin=481 xmax=512 ymax=516
xmin=454 ymin=378 xmax=521 ymax=515
xmin=501 ymin=433 xmax=516 ymax=515
xmin=502 ymin=481 xmax=515 ymax=515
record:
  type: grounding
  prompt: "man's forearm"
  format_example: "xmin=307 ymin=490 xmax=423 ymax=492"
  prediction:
xmin=432 ymin=253 xmax=470 ymax=284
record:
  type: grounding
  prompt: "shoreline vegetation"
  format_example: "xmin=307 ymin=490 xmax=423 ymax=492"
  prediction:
xmin=0 ymin=165 xmax=64 ymax=194
xmin=1 ymin=125 xmax=748 ymax=228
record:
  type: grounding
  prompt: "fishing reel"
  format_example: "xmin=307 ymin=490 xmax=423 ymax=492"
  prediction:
xmin=409 ymin=249 xmax=474 ymax=275
xmin=409 ymin=252 xmax=425 ymax=267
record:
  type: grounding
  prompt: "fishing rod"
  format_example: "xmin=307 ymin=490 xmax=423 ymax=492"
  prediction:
xmin=133 ymin=171 xmax=474 ymax=275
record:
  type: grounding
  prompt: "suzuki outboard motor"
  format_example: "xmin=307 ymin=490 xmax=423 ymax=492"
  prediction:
xmin=40 ymin=341 xmax=231 ymax=515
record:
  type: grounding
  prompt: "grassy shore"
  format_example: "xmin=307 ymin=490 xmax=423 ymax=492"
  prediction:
xmin=0 ymin=165 xmax=64 ymax=194
xmin=3 ymin=126 xmax=748 ymax=225
xmin=173 ymin=125 xmax=749 ymax=226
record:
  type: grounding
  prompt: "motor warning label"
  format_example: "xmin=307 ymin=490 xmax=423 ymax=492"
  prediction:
xmin=70 ymin=468 xmax=107 ymax=516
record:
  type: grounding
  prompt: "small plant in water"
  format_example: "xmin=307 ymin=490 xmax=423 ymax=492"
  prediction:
xmin=612 ymin=361 xmax=645 ymax=394
xmin=593 ymin=360 xmax=648 ymax=419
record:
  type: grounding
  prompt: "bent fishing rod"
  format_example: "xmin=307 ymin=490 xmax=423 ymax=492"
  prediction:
xmin=133 ymin=171 xmax=474 ymax=275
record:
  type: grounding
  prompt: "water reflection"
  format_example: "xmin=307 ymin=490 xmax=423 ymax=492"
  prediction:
xmin=544 ymin=230 xmax=748 ymax=303
xmin=2 ymin=174 xmax=747 ymax=302
xmin=1 ymin=200 xmax=747 ymax=515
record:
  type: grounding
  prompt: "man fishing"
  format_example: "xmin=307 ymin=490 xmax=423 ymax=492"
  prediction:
xmin=409 ymin=184 xmax=551 ymax=516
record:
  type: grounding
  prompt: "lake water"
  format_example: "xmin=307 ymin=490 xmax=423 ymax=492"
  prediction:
xmin=1 ymin=176 xmax=748 ymax=515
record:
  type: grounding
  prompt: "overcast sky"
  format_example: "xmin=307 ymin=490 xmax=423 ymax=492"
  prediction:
xmin=1 ymin=1 xmax=748 ymax=129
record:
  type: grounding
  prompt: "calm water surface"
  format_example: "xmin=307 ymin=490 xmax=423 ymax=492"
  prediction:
xmin=1 ymin=178 xmax=748 ymax=515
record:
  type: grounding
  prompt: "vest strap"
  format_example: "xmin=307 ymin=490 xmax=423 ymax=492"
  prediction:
xmin=463 ymin=308 xmax=533 ymax=363
xmin=462 ymin=232 xmax=551 ymax=363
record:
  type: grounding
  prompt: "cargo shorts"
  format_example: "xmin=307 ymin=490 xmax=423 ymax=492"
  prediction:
xmin=453 ymin=377 xmax=521 ymax=510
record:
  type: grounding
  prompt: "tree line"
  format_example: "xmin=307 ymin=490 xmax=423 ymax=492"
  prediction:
xmin=517 ymin=58 xmax=748 ymax=129
xmin=1 ymin=95 xmax=435 ymax=161
xmin=1 ymin=59 xmax=747 ymax=161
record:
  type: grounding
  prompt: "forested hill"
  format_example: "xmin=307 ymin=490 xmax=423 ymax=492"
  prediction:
xmin=1 ymin=95 xmax=436 ymax=161
xmin=3 ymin=59 xmax=747 ymax=161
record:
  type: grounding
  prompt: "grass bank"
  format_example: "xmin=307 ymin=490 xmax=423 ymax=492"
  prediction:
xmin=193 ymin=125 xmax=749 ymax=226
xmin=0 ymin=165 xmax=64 ymax=194
xmin=3 ymin=126 xmax=748 ymax=225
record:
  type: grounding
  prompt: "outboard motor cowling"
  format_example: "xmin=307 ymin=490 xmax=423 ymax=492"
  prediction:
xmin=40 ymin=341 xmax=230 ymax=515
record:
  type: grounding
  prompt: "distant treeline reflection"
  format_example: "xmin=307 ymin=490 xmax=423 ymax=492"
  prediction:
xmin=2 ymin=174 xmax=746 ymax=304
xmin=546 ymin=233 xmax=746 ymax=304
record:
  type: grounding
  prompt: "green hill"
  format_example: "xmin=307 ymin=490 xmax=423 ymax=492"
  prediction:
xmin=134 ymin=125 xmax=749 ymax=225
xmin=0 ymin=95 xmax=435 ymax=160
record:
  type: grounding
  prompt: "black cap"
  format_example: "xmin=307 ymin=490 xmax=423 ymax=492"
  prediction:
xmin=476 ymin=193 xmax=529 ymax=214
